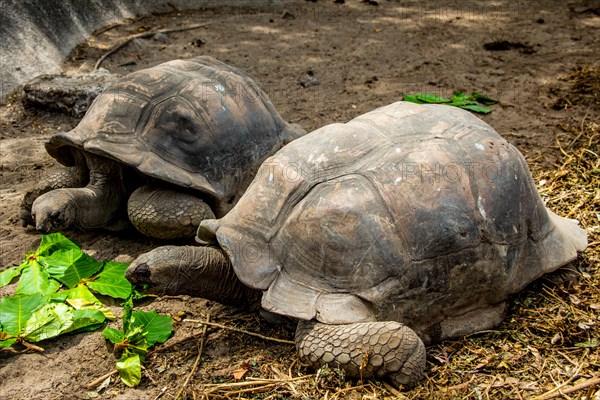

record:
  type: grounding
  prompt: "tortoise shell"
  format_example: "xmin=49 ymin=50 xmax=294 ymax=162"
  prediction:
xmin=45 ymin=56 xmax=299 ymax=216
xmin=206 ymin=101 xmax=587 ymax=342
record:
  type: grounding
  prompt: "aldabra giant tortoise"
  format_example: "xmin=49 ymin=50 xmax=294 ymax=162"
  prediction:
xmin=126 ymin=102 xmax=587 ymax=387
xmin=20 ymin=56 xmax=304 ymax=239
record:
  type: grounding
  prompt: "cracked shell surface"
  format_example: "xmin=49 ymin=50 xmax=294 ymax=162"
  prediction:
xmin=45 ymin=56 xmax=297 ymax=216
xmin=212 ymin=101 xmax=587 ymax=342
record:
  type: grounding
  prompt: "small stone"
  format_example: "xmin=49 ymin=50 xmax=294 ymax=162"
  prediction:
xmin=191 ymin=38 xmax=206 ymax=47
xmin=281 ymin=10 xmax=295 ymax=20
xmin=299 ymin=70 xmax=318 ymax=88
xmin=153 ymin=32 xmax=168 ymax=42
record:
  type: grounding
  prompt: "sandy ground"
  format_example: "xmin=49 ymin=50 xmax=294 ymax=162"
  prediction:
xmin=0 ymin=1 xmax=598 ymax=399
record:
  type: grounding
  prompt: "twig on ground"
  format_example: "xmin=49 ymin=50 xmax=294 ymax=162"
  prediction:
xmin=201 ymin=375 xmax=313 ymax=395
xmin=175 ymin=312 xmax=211 ymax=399
xmin=533 ymin=375 xmax=600 ymax=400
xmin=184 ymin=319 xmax=295 ymax=345
xmin=149 ymin=326 xmax=215 ymax=355
xmin=94 ymin=23 xmax=211 ymax=70
xmin=19 ymin=340 xmax=45 ymax=352
xmin=86 ymin=369 xmax=118 ymax=389
xmin=383 ymin=382 xmax=406 ymax=397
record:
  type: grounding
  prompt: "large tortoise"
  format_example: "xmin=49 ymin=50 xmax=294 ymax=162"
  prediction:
xmin=126 ymin=102 xmax=587 ymax=387
xmin=20 ymin=56 xmax=304 ymax=239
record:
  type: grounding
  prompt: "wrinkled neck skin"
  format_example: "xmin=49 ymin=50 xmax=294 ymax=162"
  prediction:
xmin=127 ymin=245 xmax=262 ymax=308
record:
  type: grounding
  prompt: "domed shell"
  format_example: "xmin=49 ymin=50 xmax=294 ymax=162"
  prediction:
xmin=208 ymin=102 xmax=587 ymax=337
xmin=45 ymin=56 xmax=298 ymax=215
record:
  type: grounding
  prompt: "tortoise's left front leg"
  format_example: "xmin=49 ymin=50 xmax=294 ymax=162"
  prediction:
xmin=32 ymin=153 xmax=127 ymax=232
xmin=20 ymin=164 xmax=89 ymax=228
xmin=296 ymin=320 xmax=426 ymax=388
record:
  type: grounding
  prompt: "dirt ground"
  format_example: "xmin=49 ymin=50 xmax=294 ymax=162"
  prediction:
xmin=1 ymin=1 xmax=599 ymax=399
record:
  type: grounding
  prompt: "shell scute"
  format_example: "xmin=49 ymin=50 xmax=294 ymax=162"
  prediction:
xmin=213 ymin=102 xmax=587 ymax=333
xmin=45 ymin=56 xmax=296 ymax=214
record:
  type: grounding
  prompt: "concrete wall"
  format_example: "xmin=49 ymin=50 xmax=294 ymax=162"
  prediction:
xmin=0 ymin=0 xmax=279 ymax=103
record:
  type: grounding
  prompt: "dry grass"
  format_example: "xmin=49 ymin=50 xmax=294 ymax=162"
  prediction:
xmin=144 ymin=70 xmax=599 ymax=400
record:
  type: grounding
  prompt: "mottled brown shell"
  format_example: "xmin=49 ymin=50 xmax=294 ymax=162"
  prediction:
xmin=207 ymin=102 xmax=587 ymax=341
xmin=45 ymin=56 xmax=299 ymax=215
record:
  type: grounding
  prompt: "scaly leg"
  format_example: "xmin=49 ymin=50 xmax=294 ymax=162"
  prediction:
xmin=31 ymin=153 xmax=127 ymax=232
xmin=127 ymin=185 xmax=215 ymax=239
xmin=295 ymin=320 xmax=426 ymax=388
xmin=20 ymin=164 xmax=88 ymax=227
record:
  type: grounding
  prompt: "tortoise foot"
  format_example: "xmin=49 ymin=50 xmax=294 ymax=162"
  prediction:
xmin=296 ymin=320 xmax=426 ymax=389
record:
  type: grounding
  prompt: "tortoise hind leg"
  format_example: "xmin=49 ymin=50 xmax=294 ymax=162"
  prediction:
xmin=295 ymin=320 xmax=426 ymax=388
xmin=127 ymin=185 xmax=215 ymax=239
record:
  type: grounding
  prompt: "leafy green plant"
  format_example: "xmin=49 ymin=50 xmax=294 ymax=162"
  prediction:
xmin=103 ymin=296 xmax=173 ymax=387
xmin=403 ymin=91 xmax=498 ymax=113
xmin=0 ymin=233 xmax=132 ymax=349
xmin=1 ymin=233 xmax=174 ymax=387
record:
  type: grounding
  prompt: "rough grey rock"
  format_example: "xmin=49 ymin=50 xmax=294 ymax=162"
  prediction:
xmin=22 ymin=70 xmax=119 ymax=117
xmin=0 ymin=0 xmax=284 ymax=103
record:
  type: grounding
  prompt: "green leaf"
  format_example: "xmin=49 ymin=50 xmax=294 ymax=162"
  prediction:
xmin=36 ymin=233 xmax=80 ymax=256
xmin=64 ymin=308 xmax=105 ymax=334
xmin=122 ymin=295 xmax=134 ymax=334
xmin=87 ymin=261 xmax=132 ymax=299
xmin=21 ymin=302 xmax=74 ymax=342
xmin=0 ymin=293 xmax=46 ymax=336
xmin=575 ymin=341 xmax=598 ymax=348
xmin=56 ymin=284 xmax=115 ymax=320
xmin=16 ymin=260 xmax=60 ymax=296
xmin=0 ymin=338 xmax=18 ymax=348
xmin=102 ymin=327 xmax=125 ymax=344
xmin=471 ymin=91 xmax=498 ymax=105
xmin=459 ymin=103 xmax=492 ymax=114
xmin=402 ymin=93 xmax=426 ymax=104
xmin=42 ymin=248 xmax=103 ymax=288
xmin=449 ymin=92 xmax=479 ymax=107
xmin=130 ymin=310 xmax=173 ymax=347
xmin=124 ymin=324 xmax=148 ymax=350
xmin=416 ymin=93 xmax=451 ymax=103
xmin=0 ymin=266 xmax=23 ymax=287
xmin=116 ymin=352 xmax=142 ymax=387
xmin=450 ymin=91 xmax=471 ymax=103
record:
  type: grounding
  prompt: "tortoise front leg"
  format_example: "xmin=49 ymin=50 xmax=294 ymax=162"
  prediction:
xmin=296 ymin=320 xmax=426 ymax=388
xmin=31 ymin=153 xmax=127 ymax=232
xmin=126 ymin=245 xmax=260 ymax=306
xmin=127 ymin=185 xmax=215 ymax=239
xmin=20 ymin=165 xmax=89 ymax=228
